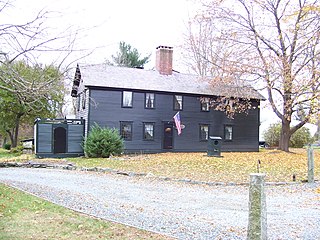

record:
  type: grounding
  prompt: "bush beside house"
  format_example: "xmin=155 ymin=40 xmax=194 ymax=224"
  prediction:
xmin=84 ymin=124 xmax=124 ymax=158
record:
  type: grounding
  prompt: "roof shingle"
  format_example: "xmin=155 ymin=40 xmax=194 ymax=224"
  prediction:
xmin=78 ymin=64 xmax=265 ymax=100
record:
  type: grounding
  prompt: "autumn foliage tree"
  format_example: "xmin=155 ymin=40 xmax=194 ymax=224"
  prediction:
xmin=185 ymin=0 xmax=320 ymax=151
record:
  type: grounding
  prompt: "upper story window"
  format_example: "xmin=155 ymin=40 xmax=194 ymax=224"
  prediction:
xmin=120 ymin=121 xmax=132 ymax=141
xmin=200 ymin=124 xmax=209 ymax=141
xmin=174 ymin=95 xmax=183 ymax=110
xmin=143 ymin=122 xmax=155 ymax=140
xmin=225 ymin=125 xmax=233 ymax=141
xmin=201 ymin=98 xmax=210 ymax=112
xmin=122 ymin=91 xmax=133 ymax=108
xmin=145 ymin=93 xmax=155 ymax=109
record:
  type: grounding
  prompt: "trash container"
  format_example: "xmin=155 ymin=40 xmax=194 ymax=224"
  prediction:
xmin=208 ymin=136 xmax=222 ymax=157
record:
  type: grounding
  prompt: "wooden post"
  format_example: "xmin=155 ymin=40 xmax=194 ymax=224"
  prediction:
xmin=248 ymin=173 xmax=267 ymax=240
xmin=308 ymin=146 xmax=314 ymax=183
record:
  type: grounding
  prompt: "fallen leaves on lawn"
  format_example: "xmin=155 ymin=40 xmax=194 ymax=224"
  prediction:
xmin=73 ymin=148 xmax=319 ymax=184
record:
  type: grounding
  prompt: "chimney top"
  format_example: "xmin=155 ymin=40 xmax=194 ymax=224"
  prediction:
xmin=155 ymin=46 xmax=173 ymax=75
xmin=156 ymin=46 xmax=173 ymax=50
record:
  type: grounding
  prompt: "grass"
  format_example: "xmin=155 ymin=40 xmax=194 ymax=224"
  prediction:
xmin=1 ymin=148 xmax=319 ymax=183
xmin=67 ymin=148 xmax=319 ymax=183
xmin=0 ymin=149 xmax=318 ymax=238
xmin=0 ymin=148 xmax=34 ymax=162
xmin=0 ymin=184 xmax=172 ymax=240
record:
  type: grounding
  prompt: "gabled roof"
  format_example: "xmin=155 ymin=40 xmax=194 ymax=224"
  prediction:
xmin=76 ymin=64 xmax=265 ymax=100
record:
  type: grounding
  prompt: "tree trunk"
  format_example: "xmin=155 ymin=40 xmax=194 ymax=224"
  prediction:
xmin=6 ymin=130 xmax=14 ymax=147
xmin=11 ymin=114 xmax=23 ymax=148
xmin=279 ymin=120 xmax=291 ymax=152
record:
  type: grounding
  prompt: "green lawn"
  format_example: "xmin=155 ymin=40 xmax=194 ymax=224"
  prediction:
xmin=67 ymin=148 xmax=319 ymax=183
xmin=0 ymin=148 xmax=319 ymax=183
xmin=0 ymin=184 xmax=172 ymax=240
xmin=0 ymin=148 xmax=318 ymax=239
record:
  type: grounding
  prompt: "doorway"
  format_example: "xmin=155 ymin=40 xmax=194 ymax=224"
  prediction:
xmin=53 ymin=126 xmax=67 ymax=154
xmin=163 ymin=122 xmax=173 ymax=149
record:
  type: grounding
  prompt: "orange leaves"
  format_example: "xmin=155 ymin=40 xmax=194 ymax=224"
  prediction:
xmin=76 ymin=148 xmax=319 ymax=184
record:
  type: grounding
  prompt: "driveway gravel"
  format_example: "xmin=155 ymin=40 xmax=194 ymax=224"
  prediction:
xmin=0 ymin=168 xmax=319 ymax=239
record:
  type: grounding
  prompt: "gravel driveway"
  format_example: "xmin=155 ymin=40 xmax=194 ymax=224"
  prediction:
xmin=0 ymin=168 xmax=319 ymax=239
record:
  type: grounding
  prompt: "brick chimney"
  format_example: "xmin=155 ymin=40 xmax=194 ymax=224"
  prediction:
xmin=156 ymin=46 xmax=173 ymax=75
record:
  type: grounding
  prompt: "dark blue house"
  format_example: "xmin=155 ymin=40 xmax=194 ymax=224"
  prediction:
xmin=71 ymin=46 xmax=264 ymax=153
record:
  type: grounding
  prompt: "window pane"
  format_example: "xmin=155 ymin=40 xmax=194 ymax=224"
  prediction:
xmin=200 ymin=125 xmax=209 ymax=140
xmin=174 ymin=95 xmax=183 ymax=110
xmin=82 ymin=91 xmax=86 ymax=109
xmin=144 ymin=123 xmax=154 ymax=140
xmin=77 ymin=95 xmax=81 ymax=111
xmin=201 ymin=98 xmax=210 ymax=111
xmin=123 ymin=91 xmax=132 ymax=107
xmin=225 ymin=126 xmax=233 ymax=140
xmin=145 ymin=93 xmax=155 ymax=108
xmin=121 ymin=122 xmax=132 ymax=140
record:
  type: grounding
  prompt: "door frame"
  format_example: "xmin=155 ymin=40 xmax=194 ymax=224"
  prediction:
xmin=162 ymin=121 xmax=174 ymax=150
xmin=52 ymin=124 xmax=68 ymax=154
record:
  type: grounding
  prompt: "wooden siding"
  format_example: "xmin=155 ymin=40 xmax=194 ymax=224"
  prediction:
xmin=67 ymin=124 xmax=84 ymax=153
xmin=37 ymin=123 xmax=52 ymax=153
xmin=35 ymin=119 xmax=85 ymax=158
xmin=86 ymin=88 xmax=260 ymax=152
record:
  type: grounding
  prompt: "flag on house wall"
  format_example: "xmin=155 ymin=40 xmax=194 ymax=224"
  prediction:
xmin=173 ymin=112 xmax=182 ymax=135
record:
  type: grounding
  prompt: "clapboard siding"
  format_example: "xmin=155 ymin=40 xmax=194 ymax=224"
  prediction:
xmin=67 ymin=125 xmax=84 ymax=152
xmin=84 ymin=88 xmax=260 ymax=152
xmin=37 ymin=124 xmax=52 ymax=153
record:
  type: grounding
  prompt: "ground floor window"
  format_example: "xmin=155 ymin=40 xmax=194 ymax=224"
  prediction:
xmin=143 ymin=122 xmax=155 ymax=140
xmin=120 ymin=121 xmax=132 ymax=140
xmin=225 ymin=125 xmax=233 ymax=141
xmin=199 ymin=124 xmax=209 ymax=141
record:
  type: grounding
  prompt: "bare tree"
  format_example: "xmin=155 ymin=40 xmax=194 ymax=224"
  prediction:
xmin=0 ymin=0 xmax=92 ymax=146
xmin=185 ymin=0 xmax=320 ymax=151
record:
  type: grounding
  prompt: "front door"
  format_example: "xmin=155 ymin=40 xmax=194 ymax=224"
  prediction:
xmin=53 ymin=126 xmax=67 ymax=154
xmin=163 ymin=122 xmax=173 ymax=149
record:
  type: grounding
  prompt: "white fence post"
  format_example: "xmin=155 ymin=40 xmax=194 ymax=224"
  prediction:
xmin=247 ymin=173 xmax=267 ymax=240
xmin=308 ymin=146 xmax=314 ymax=183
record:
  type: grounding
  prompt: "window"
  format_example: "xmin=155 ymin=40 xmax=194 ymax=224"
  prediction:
xmin=143 ymin=122 xmax=155 ymax=140
xmin=122 ymin=91 xmax=133 ymax=107
xmin=225 ymin=125 xmax=233 ymax=141
xmin=200 ymin=124 xmax=209 ymax=141
xmin=174 ymin=95 xmax=183 ymax=110
xmin=82 ymin=91 xmax=86 ymax=109
xmin=77 ymin=94 xmax=81 ymax=111
xmin=145 ymin=93 xmax=155 ymax=109
xmin=120 ymin=122 xmax=132 ymax=140
xmin=201 ymin=98 xmax=210 ymax=112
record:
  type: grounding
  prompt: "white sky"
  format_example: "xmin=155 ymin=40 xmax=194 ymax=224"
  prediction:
xmin=7 ymin=0 xmax=196 ymax=69
xmin=4 ymin=0 xmax=317 ymax=137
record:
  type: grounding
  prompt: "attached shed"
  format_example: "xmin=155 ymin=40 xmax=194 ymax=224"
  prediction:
xmin=34 ymin=118 xmax=85 ymax=158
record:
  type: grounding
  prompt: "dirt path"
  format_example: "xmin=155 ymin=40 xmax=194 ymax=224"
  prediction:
xmin=0 ymin=168 xmax=319 ymax=239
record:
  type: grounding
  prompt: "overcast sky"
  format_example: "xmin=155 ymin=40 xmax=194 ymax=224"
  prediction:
xmin=6 ymin=0 xmax=196 ymax=69
xmin=4 ymin=0 xmax=317 ymax=137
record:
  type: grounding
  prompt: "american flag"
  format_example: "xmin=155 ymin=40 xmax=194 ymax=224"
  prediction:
xmin=173 ymin=112 xmax=182 ymax=135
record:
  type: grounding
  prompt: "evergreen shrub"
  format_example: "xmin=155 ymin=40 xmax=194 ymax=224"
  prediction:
xmin=84 ymin=124 xmax=124 ymax=158
xmin=3 ymin=143 xmax=11 ymax=150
